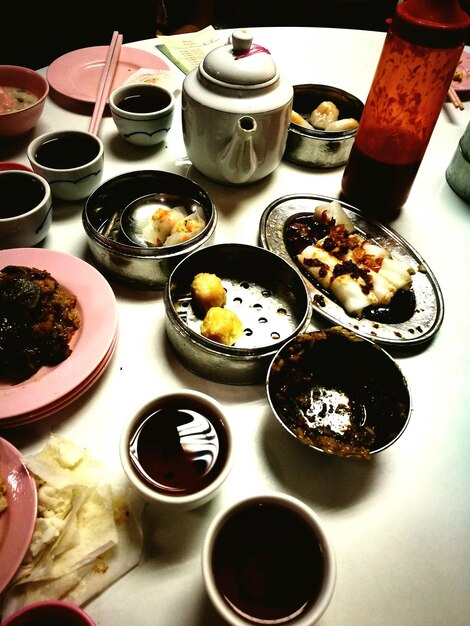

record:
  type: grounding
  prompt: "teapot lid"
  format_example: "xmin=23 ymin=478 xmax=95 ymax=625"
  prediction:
xmin=200 ymin=29 xmax=279 ymax=89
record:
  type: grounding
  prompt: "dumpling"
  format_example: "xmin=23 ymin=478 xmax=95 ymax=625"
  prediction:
xmin=200 ymin=307 xmax=243 ymax=346
xmin=191 ymin=273 xmax=227 ymax=315
xmin=163 ymin=213 xmax=206 ymax=247
xmin=325 ymin=118 xmax=359 ymax=132
xmin=141 ymin=206 xmax=186 ymax=246
xmin=291 ymin=110 xmax=313 ymax=129
xmin=309 ymin=101 xmax=339 ymax=129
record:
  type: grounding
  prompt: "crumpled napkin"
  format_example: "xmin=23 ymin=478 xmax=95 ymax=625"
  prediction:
xmin=1 ymin=434 xmax=143 ymax=619
xmin=123 ymin=67 xmax=178 ymax=93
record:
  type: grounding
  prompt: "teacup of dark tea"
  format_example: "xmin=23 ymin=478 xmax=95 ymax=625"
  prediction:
xmin=27 ymin=130 xmax=104 ymax=201
xmin=109 ymin=82 xmax=175 ymax=147
xmin=0 ymin=169 xmax=52 ymax=248
xmin=202 ymin=493 xmax=336 ymax=626
xmin=119 ymin=390 xmax=233 ymax=511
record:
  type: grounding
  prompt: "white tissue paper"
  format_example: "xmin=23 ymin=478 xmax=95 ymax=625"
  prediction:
xmin=1 ymin=434 xmax=144 ymax=619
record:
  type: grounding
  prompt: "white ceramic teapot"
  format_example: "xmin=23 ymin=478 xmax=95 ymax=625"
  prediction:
xmin=182 ymin=29 xmax=293 ymax=186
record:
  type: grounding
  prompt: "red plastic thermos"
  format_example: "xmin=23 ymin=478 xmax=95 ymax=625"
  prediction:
xmin=341 ymin=0 xmax=470 ymax=219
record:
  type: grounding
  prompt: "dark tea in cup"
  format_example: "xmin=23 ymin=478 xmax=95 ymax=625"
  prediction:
xmin=34 ymin=132 xmax=100 ymax=169
xmin=116 ymin=89 xmax=172 ymax=114
xmin=120 ymin=390 xmax=232 ymax=510
xmin=202 ymin=494 xmax=336 ymax=626
xmin=128 ymin=401 xmax=229 ymax=496
xmin=0 ymin=171 xmax=46 ymax=218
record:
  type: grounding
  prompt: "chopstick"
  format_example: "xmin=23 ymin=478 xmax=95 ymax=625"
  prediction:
xmin=448 ymin=85 xmax=464 ymax=110
xmin=89 ymin=31 xmax=123 ymax=135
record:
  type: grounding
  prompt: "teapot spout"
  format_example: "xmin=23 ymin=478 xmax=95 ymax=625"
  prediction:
xmin=218 ymin=116 xmax=258 ymax=184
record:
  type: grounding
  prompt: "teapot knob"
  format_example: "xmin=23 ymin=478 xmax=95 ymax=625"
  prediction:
xmin=231 ymin=29 xmax=253 ymax=55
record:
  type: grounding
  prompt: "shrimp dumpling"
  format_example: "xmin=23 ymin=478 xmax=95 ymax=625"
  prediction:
xmin=309 ymin=101 xmax=339 ymax=129
xmin=142 ymin=206 xmax=186 ymax=246
xmin=163 ymin=213 xmax=206 ymax=247
xmin=291 ymin=110 xmax=313 ymax=129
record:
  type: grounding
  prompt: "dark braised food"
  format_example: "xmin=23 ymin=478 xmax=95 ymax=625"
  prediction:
xmin=268 ymin=327 xmax=411 ymax=459
xmin=0 ymin=265 xmax=81 ymax=383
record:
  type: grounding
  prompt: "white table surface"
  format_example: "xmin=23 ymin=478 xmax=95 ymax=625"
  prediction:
xmin=1 ymin=27 xmax=470 ymax=626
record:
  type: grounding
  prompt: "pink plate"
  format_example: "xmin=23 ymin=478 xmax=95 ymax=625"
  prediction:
xmin=452 ymin=51 xmax=470 ymax=93
xmin=47 ymin=46 xmax=169 ymax=103
xmin=3 ymin=328 xmax=119 ymax=428
xmin=0 ymin=249 xmax=118 ymax=421
xmin=0 ymin=438 xmax=37 ymax=593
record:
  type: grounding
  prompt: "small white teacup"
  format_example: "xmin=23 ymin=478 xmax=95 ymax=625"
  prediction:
xmin=109 ymin=83 xmax=175 ymax=147
xmin=27 ymin=130 xmax=104 ymax=201
xmin=120 ymin=390 xmax=233 ymax=511
xmin=202 ymin=493 xmax=336 ymax=626
xmin=0 ymin=170 xmax=52 ymax=248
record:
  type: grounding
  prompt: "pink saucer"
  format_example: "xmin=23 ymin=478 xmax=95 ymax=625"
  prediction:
xmin=47 ymin=46 xmax=169 ymax=103
xmin=0 ymin=438 xmax=37 ymax=593
xmin=452 ymin=51 xmax=470 ymax=93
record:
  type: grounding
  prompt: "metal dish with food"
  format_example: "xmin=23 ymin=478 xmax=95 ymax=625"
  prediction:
xmin=266 ymin=326 xmax=412 ymax=460
xmin=259 ymin=193 xmax=444 ymax=347
xmin=284 ymin=84 xmax=364 ymax=168
xmin=82 ymin=170 xmax=217 ymax=289
xmin=164 ymin=243 xmax=312 ymax=385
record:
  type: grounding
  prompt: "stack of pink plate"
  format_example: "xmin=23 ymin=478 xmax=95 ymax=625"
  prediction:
xmin=0 ymin=248 xmax=118 ymax=428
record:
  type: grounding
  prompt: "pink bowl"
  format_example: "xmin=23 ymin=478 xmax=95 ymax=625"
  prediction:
xmin=0 ymin=600 xmax=95 ymax=625
xmin=0 ymin=66 xmax=49 ymax=139
xmin=0 ymin=162 xmax=32 ymax=172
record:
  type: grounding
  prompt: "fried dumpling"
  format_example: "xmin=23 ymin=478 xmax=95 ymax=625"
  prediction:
xmin=200 ymin=307 xmax=243 ymax=346
xmin=191 ymin=273 xmax=227 ymax=315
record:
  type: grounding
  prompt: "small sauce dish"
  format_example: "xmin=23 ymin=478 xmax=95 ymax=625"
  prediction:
xmin=119 ymin=192 xmax=207 ymax=248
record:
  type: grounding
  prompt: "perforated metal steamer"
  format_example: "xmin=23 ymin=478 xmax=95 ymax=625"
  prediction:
xmin=164 ymin=243 xmax=312 ymax=384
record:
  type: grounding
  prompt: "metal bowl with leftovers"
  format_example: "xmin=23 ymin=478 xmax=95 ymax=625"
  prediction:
xmin=266 ymin=326 xmax=412 ymax=460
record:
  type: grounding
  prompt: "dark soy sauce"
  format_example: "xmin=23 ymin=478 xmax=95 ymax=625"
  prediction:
xmin=129 ymin=406 xmax=228 ymax=495
xmin=117 ymin=91 xmax=171 ymax=114
xmin=212 ymin=502 xmax=325 ymax=623
xmin=35 ymin=133 xmax=99 ymax=169
xmin=0 ymin=173 xmax=45 ymax=218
